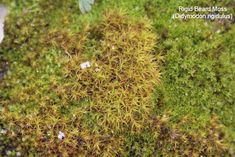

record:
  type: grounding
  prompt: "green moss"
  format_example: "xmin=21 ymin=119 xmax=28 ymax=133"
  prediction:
xmin=0 ymin=0 xmax=234 ymax=156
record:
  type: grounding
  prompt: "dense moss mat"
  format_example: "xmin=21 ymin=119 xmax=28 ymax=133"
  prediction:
xmin=0 ymin=0 xmax=234 ymax=156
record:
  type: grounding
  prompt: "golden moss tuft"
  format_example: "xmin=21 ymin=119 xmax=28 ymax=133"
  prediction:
xmin=1 ymin=9 xmax=160 ymax=156
xmin=56 ymin=10 xmax=160 ymax=133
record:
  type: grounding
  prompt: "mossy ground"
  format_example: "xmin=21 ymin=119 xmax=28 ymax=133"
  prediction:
xmin=0 ymin=0 xmax=234 ymax=156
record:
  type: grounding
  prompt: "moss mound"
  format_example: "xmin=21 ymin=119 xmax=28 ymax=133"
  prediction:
xmin=0 ymin=9 xmax=160 ymax=156
xmin=53 ymin=10 xmax=160 ymax=132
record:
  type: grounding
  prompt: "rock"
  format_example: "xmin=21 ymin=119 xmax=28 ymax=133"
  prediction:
xmin=80 ymin=61 xmax=91 ymax=69
xmin=0 ymin=5 xmax=8 ymax=43
xmin=58 ymin=131 xmax=65 ymax=140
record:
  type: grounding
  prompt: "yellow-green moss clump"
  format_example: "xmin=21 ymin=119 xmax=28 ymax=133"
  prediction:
xmin=55 ymin=10 xmax=160 ymax=132
xmin=49 ymin=10 xmax=160 ymax=155
xmin=0 ymin=10 xmax=160 ymax=156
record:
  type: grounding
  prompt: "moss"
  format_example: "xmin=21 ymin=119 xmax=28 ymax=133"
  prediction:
xmin=122 ymin=116 xmax=228 ymax=156
xmin=48 ymin=9 xmax=160 ymax=155
xmin=0 ymin=8 xmax=160 ymax=155
xmin=148 ymin=0 xmax=235 ymax=153
xmin=0 ymin=0 xmax=234 ymax=156
xmin=53 ymin=9 xmax=160 ymax=132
